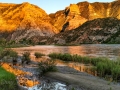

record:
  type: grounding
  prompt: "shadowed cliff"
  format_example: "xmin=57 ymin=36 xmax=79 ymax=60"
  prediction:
xmin=46 ymin=17 xmax=120 ymax=44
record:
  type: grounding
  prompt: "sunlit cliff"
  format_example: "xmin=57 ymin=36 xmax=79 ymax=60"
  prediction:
xmin=0 ymin=2 xmax=58 ymax=42
xmin=50 ymin=1 xmax=120 ymax=32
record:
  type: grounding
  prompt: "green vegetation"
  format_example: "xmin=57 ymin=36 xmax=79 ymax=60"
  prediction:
xmin=34 ymin=52 xmax=45 ymax=58
xmin=22 ymin=52 xmax=31 ymax=64
xmin=0 ymin=38 xmax=28 ymax=89
xmin=19 ymin=38 xmax=35 ymax=45
xmin=48 ymin=53 xmax=107 ymax=65
xmin=0 ymin=39 xmax=18 ymax=89
xmin=38 ymin=59 xmax=57 ymax=74
xmin=0 ymin=38 xmax=30 ymax=49
xmin=0 ymin=67 xmax=17 ymax=90
xmin=0 ymin=49 xmax=18 ymax=67
xmin=49 ymin=53 xmax=120 ymax=81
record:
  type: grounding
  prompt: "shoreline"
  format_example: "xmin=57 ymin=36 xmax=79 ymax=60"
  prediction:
xmin=45 ymin=66 xmax=120 ymax=90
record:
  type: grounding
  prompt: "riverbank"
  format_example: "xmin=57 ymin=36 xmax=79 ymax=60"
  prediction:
xmin=1 ymin=56 xmax=120 ymax=90
xmin=11 ymin=45 xmax=120 ymax=90
xmin=45 ymin=66 xmax=120 ymax=90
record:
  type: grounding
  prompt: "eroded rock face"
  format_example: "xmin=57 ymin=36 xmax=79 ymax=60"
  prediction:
xmin=46 ymin=17 xmax=120 ymax=44
xmin=50 ymin=1 xmax=120 ymax=32
xmin=0 ymin=2 xmax=58 ymax=42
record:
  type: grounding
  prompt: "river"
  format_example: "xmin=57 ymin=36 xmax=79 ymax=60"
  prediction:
xmin=12 ymin=44 xmax=120 ymax=90
xmin=13 ymin=44 xmax=120 ymax=60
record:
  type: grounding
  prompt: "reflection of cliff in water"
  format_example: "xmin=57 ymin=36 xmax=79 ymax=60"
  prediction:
xmin=13 ymin=44 xmax=120 ymax=60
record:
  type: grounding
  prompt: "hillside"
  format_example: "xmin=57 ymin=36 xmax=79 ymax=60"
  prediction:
xmin=46 ymin=17 xmax=120 ymax=44
xmin=0 ymin=2 xmax=58 ymax=42
xmin=1 ymin=1 xmax=120 ymax=44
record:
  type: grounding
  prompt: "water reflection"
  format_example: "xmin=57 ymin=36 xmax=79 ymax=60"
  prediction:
xmin=13 ymin=44 xmax=120 ymax=60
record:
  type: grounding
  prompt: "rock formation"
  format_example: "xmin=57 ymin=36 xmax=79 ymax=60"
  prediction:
xmin=50 ymin=1 xmax=120 ymax=32
xmin=1 ymin=1 xmax=120 ymax=44
xmin=46 ymin=17 xmax=120 ymax=44
xmin=0 ymin=2 xmax=58 ymax=42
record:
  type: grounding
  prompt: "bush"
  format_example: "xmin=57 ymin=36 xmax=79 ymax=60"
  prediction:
xmin=34 ymin=52 xmax=45 ymax=58
xmin=0 ymin=49 xmax=18 ymax=58
xmin=38 ymin=59 xmax=57 ymax=74
xmin=22 ymin=52 xmax=31 ymax=64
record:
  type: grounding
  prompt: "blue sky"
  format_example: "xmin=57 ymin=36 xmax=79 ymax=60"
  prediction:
xmin=0 ymin=0 xmax=114 ymax=14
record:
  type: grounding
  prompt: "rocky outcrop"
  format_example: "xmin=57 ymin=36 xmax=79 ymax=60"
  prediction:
xmin=0 ymin=2 xmax=58 ymax=42
xmin=50 ymin=1 xmax=120 ymax=32
xmin=46 ymin=17 xmax=120 ymax=44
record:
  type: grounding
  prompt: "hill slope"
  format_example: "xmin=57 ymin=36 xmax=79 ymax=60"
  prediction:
xmin=0 ymin=2 xmax=58 ymax=42
xmin=46 ymin=17 xmax=120 ymax=44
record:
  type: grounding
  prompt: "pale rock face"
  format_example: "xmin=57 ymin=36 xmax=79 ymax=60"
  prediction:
xmin=65 ymin=15 xmax=87 ymax=31
xmin=50 ymin=1 xmax=120 ymax=32
xmin=65 ymin=4 xmax=80 ymax=15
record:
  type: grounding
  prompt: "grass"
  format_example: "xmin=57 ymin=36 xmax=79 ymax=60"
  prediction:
xmin=0 ymin=39 xmax=29 ymax=89
xmin=48 ymin=53 xmax=107 ymax=65
xmin=0 ymin=47 xmax=18 ymax=89
xmin=34 ymin=52 xmax=45 ymax=58
xmin=48 ymin=53 xmax=120 ymax=82
xmin=0 ymin=67 xmax=18 ymax=90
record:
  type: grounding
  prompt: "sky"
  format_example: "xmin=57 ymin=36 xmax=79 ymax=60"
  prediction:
xmin=0 ymin=0 xmax=115 ymax=14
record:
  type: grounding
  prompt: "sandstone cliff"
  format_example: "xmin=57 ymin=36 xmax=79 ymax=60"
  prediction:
xmin=1 ymin=1 xmax=120 ymax=44
xmin=0 ymin=2 xmax=58 ymax=42
xmin=46 ymin=17 xmax=120 ymax=44
xmin=50 ymin=1 xmax=120 ymax=32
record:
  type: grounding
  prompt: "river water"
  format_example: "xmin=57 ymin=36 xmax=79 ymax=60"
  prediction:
xmin=12 ymin=44 xmax=120 ymax=90
xmin=13 ymin=44 xmax=120 ymax=60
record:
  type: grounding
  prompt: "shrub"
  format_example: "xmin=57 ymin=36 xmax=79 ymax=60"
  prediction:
xmin=38 ymin=59 xmax=57 ymax=74
xmin=0 ymin=49 xmax=18 ymax=58
xmin=22 ymin=52 xmax=31 ymax=64
xmin=34 ymin=52 xmax=45 ymax=58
